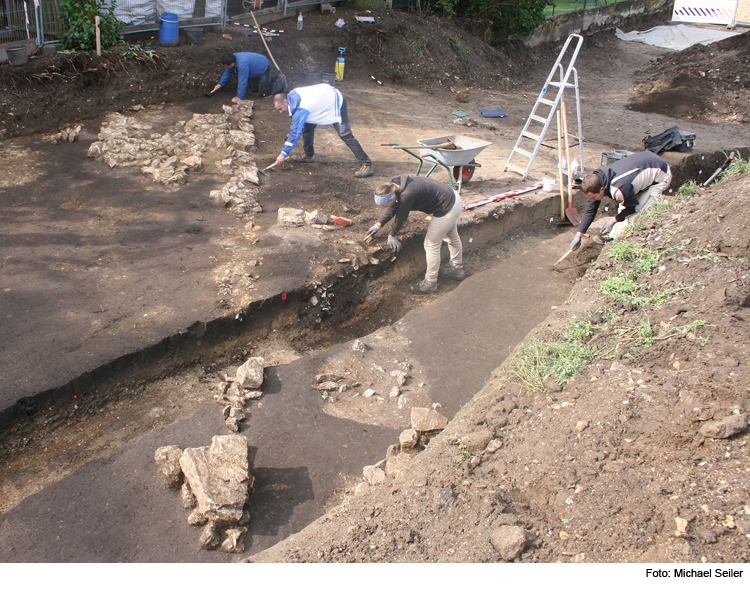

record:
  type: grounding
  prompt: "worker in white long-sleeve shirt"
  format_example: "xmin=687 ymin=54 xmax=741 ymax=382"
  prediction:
xmin=273 ymin=84 xmax=373 ymax=178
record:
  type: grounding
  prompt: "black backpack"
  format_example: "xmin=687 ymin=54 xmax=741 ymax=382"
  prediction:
xmin=642 ymin=126 xmax=689 ymax=154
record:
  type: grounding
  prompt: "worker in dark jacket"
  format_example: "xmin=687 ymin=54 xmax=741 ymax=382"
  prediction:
xmin=212 ymin=52 xmax=271 ymax=102
xmin=366 ymin=175 xmax=464 ymax=294
xmin=570 ymin=151 xmax=672 ymax=250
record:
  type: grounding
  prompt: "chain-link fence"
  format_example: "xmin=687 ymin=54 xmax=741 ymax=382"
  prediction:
xmin=1 ymin=0 xmax=43 ymax=45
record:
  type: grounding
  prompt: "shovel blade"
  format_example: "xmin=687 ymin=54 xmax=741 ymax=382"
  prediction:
xmin=565 ymin=206 xmax=581 ymax=227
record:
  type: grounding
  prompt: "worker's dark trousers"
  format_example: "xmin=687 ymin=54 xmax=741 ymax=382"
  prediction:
xmin=301 ymin=97 xmax=371 ymax=165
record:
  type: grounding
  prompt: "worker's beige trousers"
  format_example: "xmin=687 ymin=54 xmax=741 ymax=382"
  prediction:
xmin=610 ymin=169 xmax=673 ymax=239
xmin=424 ymin=191 xmax=463 ymax=283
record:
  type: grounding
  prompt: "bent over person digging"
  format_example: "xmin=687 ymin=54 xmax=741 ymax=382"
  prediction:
xmin=366 ymin=175 xmax=464 ymax=294
xmin=273 ymin=83 xmax=373 ymax=178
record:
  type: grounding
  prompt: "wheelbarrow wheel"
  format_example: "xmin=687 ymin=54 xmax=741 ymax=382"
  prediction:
xmin=453 ymin=160 xmax=475 ymax=184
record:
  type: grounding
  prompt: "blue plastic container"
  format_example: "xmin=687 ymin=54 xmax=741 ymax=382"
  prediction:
xmin=159 ymin=13 xmax=179 ymax=47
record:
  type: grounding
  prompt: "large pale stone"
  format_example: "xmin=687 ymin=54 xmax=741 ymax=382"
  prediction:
xmin=363 ymin=465 xmax=386 ymax=485
xmin=235 ymin=357 xmax=264 ymax=389
xmin=179 ymin=434 xmax=251 ymax=525
xmin=411 ymin=407 xmax=448 ymax=432
xmin=229 ymin=130 xmax=255 ymax=151
xmin=278 ymin=208 xmax=306 ymax=228
xmin=305 ymin=210 xmax=328 ymax=225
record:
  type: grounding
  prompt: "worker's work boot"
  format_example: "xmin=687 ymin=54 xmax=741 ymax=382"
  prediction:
xmin=410 ymin=280 xmax=437 ymax=295
xmin=292 ymin=153 xmax=315 ymax=163
xmin=355 ymin=164 xmax=374 ymax=178
xmin=442 ymin=264 xmax=465 ymax=281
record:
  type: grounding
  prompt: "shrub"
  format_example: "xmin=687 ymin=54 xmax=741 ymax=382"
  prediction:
xmin=60 ymin=0 xmax=124 ymax=51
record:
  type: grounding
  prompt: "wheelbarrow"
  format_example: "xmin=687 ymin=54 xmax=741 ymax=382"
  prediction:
xmin=380 ymin=134 xmax=492 ymax=192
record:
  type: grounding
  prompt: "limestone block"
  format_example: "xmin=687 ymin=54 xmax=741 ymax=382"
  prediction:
xmin=411 ymin=407 xmax=448 ymax=432
xmin=399 ymin=429 xmax=419 ymax=449
xmin=363 ymin=465 xmax=386 ymax=485
xmin=238 ymin=166 xmax=260 ymax=186
xmin=305 ymin=210 xmax=328 ymax=225
xmin=235 ymin=357 xmax=265 ymax=389
xmin=230 ymin=130 xmax=255 ymax=151
xmin=179 ymin=434 xmax=250 ymax=525
xmin=699 ymin=414 xmax=748 ymax=439
xmin=278 ymin=207 xmax=306 ymax=228
xmin=87 ymin=142 xmax=103 ymax=159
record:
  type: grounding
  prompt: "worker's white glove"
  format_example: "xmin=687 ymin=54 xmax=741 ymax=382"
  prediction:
xmin=365 ymin=224 xmax=380 ymax=239
xmin=387 ymin=235 xmax=402 ymax=252
xmin=570 ymin=234 xmax=582 ymax=251
xmin=602 ymin=219 xmax=616 ymax=236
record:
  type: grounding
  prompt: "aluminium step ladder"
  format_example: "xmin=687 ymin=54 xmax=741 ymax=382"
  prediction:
xmin=504 ymin=34 xmax=586 ymax=180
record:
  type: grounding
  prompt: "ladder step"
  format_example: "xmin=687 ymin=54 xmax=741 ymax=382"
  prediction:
xmin=521 ymin=131 xmax=541 ymax=141
xmin=514 ymin=148 xmax=535 ymax=159
xmin=529 ymin=115 xmax=548 ymax=124
xmin=549 ymin=81 xmax=576 ymax=89
xmin=505 ymin=164 xmax=527 ymax=175
xmin=539 ymin=98 xmax=555 ymax=106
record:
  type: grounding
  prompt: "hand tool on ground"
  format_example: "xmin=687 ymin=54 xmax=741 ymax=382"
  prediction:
xmin=556 ymin=109 xmax=565 ymax=220
xmin=331 ymin=216 xmax=351 ymax=226
xmin=205 ymin=86 xmax=220 ymax=97
xmin=250 ymin=10 xmax=283 ymax=75
xmin=561 ymin=102 xmax=581 ymax=226
xmin=700 ymin=151 xmax=736 ymax=187
xmin=553 ymin=247 xmax=575 ymax=266
xmin=464 ymin=181 xmax=544 ymax=210
xmin=258 ymin=162 xmax=278 ymax=175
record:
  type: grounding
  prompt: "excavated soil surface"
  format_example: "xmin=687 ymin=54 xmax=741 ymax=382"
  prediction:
xmin=1 ymin=8 xmax=750 ymax=564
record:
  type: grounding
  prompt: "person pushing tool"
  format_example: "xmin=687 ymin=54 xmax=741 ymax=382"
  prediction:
xmin=366 ymin=175 xmax=464 ymax=294
xmin=569 ymin=150 xmax=672 ymax=251
xmin=212 ymin=52 xmax=283 ymax=102
xmin=272 ymin=83 xmax=373 ymax=178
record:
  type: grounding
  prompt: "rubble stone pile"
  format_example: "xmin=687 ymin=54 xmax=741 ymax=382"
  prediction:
xmin=215 ymin=357 xmax=265 ymax=432
xmin=154 ymin=434 xmax=255 ymax=553
xmin=86 ymin=102 xmax=262 ymax=216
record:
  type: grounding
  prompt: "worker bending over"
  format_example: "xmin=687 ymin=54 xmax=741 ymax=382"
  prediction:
xmin=366 ymin=175 xmax=464 ymax=294
xmin=571 ymin=150 xmax=672 ymax=250
xmin=273 ymin=84 xmax=373 ymax=178
xmin=212 ymin=52 xmax=277 ymax=102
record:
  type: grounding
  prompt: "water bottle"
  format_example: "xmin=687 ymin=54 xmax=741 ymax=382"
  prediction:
xmin=571 ymin=158 xmax=579 ymax=175
xmin=297 ymin=12 xmax=303 ymax=30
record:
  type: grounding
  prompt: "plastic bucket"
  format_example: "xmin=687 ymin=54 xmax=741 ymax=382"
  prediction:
xmin=320 ymin=71 xmax=336 ymax=85
xmin=6 ymin=44 xmax=29 ymax=66
xmin=184 ymin=27 xmax=203 ymax=45
xmin=159 ymin=13 xmax=179 ymax=47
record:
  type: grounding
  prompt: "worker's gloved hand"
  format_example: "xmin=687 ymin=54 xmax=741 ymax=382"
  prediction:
xmin=569 ymin=234 xmax=582 ymax=251
xmin=387 ymin=235 xmax=402 ymax=252
xmin=365 ymin=224 xmax=380 ymax=239
xmin=602 ymin=219 xmax=616 ymax=236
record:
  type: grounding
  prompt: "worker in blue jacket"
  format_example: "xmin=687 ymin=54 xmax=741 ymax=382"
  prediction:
xmin=272 ymin=83 xmax=373 ymax=178
xmin=212 ymin=52 xmax=271 ymax=102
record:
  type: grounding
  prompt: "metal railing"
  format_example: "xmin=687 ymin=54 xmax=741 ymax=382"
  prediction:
xmin=1 ymin=0 xmax=44 ymax=45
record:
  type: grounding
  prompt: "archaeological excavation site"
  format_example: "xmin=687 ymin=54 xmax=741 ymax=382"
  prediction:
xmin=1 ymin=0 xmax=749 ymax=565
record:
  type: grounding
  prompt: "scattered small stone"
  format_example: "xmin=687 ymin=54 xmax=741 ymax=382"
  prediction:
xmin=490 ymin=526 xmax=526 ymax=561
xmin=199 ymin=522 xmax=222 ymax=550
xmin=575 ymin=419 xmax=590 ymax=433
xmin=363 ymin=465 xmax=386 ymax=485
xmin=154 ymin=445 xmax=184 ymax=489
xmin=462 ymin=429 xmax=493 ymax=454
xmin=352 ymin=339 xmax=368 ymax=352
xmin=699 ymin=414 xmax=748 ymax=439
xmin=315 ymin=381 xmax=339 ymax=391
xmin=390 ymin=370 xmax=408 ymax=386
xmin=389 ymin=386 xmax=401 ymax=398
xmin=485 ymin=439 xmax=503 ymax=454
xmin=543 ymin=374 xmax=563 ymax=392
xmin=399 ymin=429 xmax=419 ymax=449
xmin=363 ymin=388 xmax=376 ymax=398
xmin=221 ymin=527 xmax=247 ymax=553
